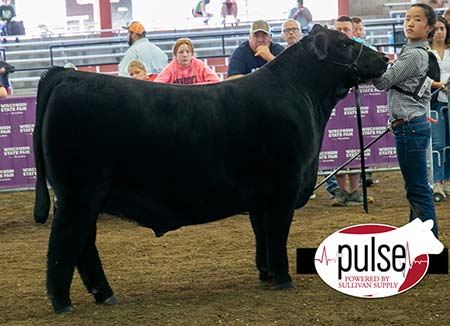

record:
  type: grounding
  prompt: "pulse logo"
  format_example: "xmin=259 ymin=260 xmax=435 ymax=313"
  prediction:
xmin=315 ymin=219 xmax=443 ymax=298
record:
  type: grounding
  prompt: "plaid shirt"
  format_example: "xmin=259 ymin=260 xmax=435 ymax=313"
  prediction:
xmin=373 ymin=40 xmax=430 ymax=122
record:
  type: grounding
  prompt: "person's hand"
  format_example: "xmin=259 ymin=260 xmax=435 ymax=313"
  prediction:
xmin=438 ymin=81 xmax=448 ymax=93
xmin=0 ymin=67 xmax=6 ymax=74
xmin=296 ymin=8 xmax=304 ymax=16
xmin=254 ymin=45 xmax=274 ymax=61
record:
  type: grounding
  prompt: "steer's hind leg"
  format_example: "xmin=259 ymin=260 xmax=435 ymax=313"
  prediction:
xmin=77 ymin=222 xmax=116 ymax=305
xmin=46 ymin=190 xmax=103 ymax=313
xmin=249 ymin=211 xmax=273 ymax=283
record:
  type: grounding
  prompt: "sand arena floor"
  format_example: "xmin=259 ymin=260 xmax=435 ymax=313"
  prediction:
xmin=0 ymin=171 xmax=449 ymax=325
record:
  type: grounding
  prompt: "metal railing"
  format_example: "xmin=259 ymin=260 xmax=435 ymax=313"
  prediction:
xmin=5 ymin=18 xmax=410 ymax=93
xmin=8 ymin=26 xmax=261 ymax=75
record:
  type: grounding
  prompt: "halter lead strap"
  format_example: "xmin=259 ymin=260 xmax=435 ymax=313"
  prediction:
xmin=323 ymin=42 xmax=364 ymax=74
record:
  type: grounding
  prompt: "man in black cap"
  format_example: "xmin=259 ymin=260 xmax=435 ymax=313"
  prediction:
xmin=227 ymin=20 xmax=284 ymax=80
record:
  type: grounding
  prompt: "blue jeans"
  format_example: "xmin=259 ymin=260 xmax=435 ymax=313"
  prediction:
xmin=393 ymin=115 xmax=438 ymax=237
xmin=326 ymin=175 xmax=339 ymax=195
xmin=431 ymin=101 xmax=450 ymax=183
xmin=0 ymin=21 xmax=8 ymax=37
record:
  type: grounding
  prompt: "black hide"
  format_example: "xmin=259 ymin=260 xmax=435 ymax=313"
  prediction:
xmin=32 ymin=25 xmax=388 ymax=313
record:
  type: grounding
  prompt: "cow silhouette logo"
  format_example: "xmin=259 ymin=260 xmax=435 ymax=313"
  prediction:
xmin=315 ymin=219 xmax=444 ymax=298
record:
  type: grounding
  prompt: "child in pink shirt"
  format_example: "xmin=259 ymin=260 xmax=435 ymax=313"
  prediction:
xmin=154 ymin=38 xmax=221 ymax=84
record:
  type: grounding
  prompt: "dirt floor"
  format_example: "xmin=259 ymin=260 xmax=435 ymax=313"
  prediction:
xmin=0 ymin=170 xmax=449 ymax=326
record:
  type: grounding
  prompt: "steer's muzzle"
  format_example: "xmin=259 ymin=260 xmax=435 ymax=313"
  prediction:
xmin=356 ymin=50 xmax=389 ymax=83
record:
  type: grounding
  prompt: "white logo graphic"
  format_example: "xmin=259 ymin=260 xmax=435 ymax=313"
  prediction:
xmin=315 ymin=219 xmax=443 ymax=298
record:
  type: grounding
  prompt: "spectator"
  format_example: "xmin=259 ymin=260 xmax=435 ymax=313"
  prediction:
xmin=373 ymin=3 xmax=438 ymax=236
xmin=0 ymin=0 xmax=17 ymax=43
xmin=221 ymin=0 xmax=238 ymax=24
xmin=330 ymin=15 xmax=371 ymax=206
xmin=63 ymin=62 xmax=77 ymax=70
xmin=118 ymin=21 xmax=168 ymax=78
xmin=429 ymin=15 xmax=450 ymax=198
xmin=154 ymin=38 xmax=221 ymax=84
xmin=0 ymin=57 xmax=14 ymax=95
xmin=445 ymin=8 xmax=450 ymax=24
xmin=335 ymin=15 xmax=354 ymax=38
xmin=352 ymin=16 xmax=364 ymax=39
xmin=423 ymin=0 xmax=445 ymax=8
xmin=281 ymin=19 xmax=303 ymax=47
xmin=0 ymin=82 xmax=7 ymax=97
xmin=127 ymin=59 xmax=154 ymax=81
xmin=192 ymin=0 xmax=213 ymax=25
xmin=227 ymin=20 xmax=284 ymax=80
xmin=288 ymin=0 xmax=313 ymax=34
xmin=351 ymin=16 xmax=377 ymax=51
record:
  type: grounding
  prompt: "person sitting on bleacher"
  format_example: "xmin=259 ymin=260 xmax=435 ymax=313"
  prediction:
xmin=0 ymin=0 xmax=17 ymax=43
xmin=192 ymin=0 xmax=213 ymax=25
xmin=154 ymin=38 xmax=221 ymax=85
xmin=281 ymin=19 xmax=303 ymax=48
xmin=127 ymin=59 xmax=158 ymax=81
xmin=221 ymin=0 xmax=238 ymax=24
xmin=227 ymin=20 xmax=284 ymax=80
xmin=288 ymin=0 xmax=313 ymax=34
xmin=420 ymin=0 xmax=445 ymax=9
xmin=0 ymin=57 xmax=14 ymax=95
xmin=118 ymin=21 xmax=168 ymax=78
xmin=445 ymin=8 xmax=450 ymax=24
xmin=0 ymin=82 xmax=7 ymax=97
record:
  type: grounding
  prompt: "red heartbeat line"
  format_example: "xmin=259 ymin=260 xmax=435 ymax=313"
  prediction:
xmin=314 ymin=246 xmax=338 ymax=265
xmin=315 ymin=242 xmax=429 ymax=271
xmin=403 ymin=241 xmax=428 ymax=277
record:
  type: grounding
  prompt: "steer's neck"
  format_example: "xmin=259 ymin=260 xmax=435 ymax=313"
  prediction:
xmin=265 ymin=46 xmax=349 ymax=127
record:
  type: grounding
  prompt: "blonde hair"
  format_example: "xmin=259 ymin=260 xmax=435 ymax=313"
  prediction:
xmin=172 ymin=38 xmax=194 ymax=56
xmin=127 ymin=59 xmax=147 ymax=73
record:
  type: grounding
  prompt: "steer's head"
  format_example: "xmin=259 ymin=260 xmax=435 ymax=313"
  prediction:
xmin=303 ymin=24 xmax=388 ymax=97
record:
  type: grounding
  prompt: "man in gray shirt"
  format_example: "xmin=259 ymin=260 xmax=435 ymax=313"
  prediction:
xmin=288 ymin=0 xmax=313 ymax=34
xmin=119 ymin=21 xmax=168 ymax=77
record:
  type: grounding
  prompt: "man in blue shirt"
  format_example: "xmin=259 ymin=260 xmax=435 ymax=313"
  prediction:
xmin=227 ymin=20 xmax=284 ymax=80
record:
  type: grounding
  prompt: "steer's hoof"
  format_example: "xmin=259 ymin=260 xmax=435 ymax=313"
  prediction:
xmin=54 ymin=305 xmax=74 ymax=314
xmin=259 ymin=269 xmax=274 ymax=283
xmin=99 ymin=295 xmax=118 ymax=305
xmin=273 ymin=280 xmax=296 ymax=290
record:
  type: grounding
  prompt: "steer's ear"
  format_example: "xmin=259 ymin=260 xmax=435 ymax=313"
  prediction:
xmin=310 ymin=24 xmax=325 ymax=35
xmin=305 ymin=32 xmax=328 ymax=60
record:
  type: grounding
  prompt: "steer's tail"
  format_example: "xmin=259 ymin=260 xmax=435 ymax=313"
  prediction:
xmin=33 ymin=66 xmax=65 ymax=223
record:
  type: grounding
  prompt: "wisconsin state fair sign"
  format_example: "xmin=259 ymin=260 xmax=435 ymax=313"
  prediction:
xmin=314 ymin=219 xmax=444 ymax=298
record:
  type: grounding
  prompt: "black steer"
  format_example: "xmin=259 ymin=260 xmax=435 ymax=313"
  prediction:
xmin=33 ymin=25 xmax=388 ymax=313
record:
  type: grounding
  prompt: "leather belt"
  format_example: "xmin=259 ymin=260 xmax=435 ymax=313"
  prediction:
xmin=391 ymin=119 xmax=407 ymax=128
